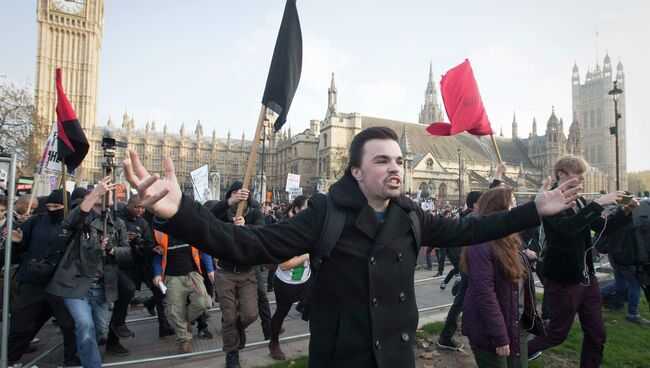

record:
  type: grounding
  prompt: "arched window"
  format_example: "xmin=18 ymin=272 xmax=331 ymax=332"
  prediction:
xmin=322 ymin=133 xmax=328 ymax=147
xmin=438 ymin=183 xmax=447 ymax=200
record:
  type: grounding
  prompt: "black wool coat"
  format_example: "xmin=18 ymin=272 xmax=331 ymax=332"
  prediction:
xmin=158 ymin=175 xmax=541 ymax=368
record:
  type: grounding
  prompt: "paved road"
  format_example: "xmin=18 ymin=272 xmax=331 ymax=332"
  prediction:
xmin=4 ymin=260 xmax=612 ymax=368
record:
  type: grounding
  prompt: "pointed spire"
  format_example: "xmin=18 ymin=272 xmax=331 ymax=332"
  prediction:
xmin=511 ymin=111 xmax=518 ymax=139
xmin=399 ymin=125 xmax=412 ymax=156
xmin=107 ymin=116 xmax=114 ymax=128
xmin=212 ymin=128 xmax=216 ymax=143
xmin=419 ymin=62 xmax=444 ymax=124
xmin=532 ymin=117 xmax=537 ymax=136
xmin=195 ymin=119 xmax=203 ymax=136
xmin=163 ymin=123 xmax=168 ymax=135
xmin=180 ymin=121 xmax=185 ymax=136
xmin=327 ymin=72 xmax=337 ymax=116
xmin=151 ymin=120 xmax=156 ymax=132
xmin=572 ymin=60 xmax=580 ymax=85
xmin=499 ymin=126 xmax=504 ymax=137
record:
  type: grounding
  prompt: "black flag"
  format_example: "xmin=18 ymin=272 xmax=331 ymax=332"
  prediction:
xmin=262 ymin=0 xmax=302 ymax=132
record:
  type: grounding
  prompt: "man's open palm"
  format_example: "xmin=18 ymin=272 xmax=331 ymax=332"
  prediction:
xmin=123 ymin=149 xmax=182 ymax=219
xmin=534 ymin=176 xmax=582 ymax=217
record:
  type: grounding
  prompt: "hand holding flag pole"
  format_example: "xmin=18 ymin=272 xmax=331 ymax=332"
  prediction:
xmin=425 ymin=59 xmax=502 ymax=162
xmin=236 ymin=0 xmax=302 ymax=218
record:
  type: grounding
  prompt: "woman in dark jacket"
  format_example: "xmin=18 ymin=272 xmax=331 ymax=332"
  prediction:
xmin=461 ymin=187 xmax=544 ymax=368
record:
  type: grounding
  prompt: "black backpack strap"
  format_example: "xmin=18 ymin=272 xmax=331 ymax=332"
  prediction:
xmin=301 ymin=194 xmax=345 ymax=321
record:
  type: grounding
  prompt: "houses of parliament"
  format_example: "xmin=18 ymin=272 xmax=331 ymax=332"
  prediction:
xmin=28 ymin=0 xmax=623 ymax=203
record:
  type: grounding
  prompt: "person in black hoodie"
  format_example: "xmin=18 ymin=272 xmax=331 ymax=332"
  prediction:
xmin=118 ymin=195 xmax=175 ymax=338
xmin=211 ymin=181 xmax=270 ymax=368
xmin=6 ymin=190 xmax=79 ymax=366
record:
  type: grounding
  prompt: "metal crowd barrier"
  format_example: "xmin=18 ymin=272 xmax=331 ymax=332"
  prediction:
xmin=1 ymin=154 xmax=18 ymax=368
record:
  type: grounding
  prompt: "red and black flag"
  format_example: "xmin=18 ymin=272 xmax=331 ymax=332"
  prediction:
xmin=262 ymin=0 xmax=302 ymax=132
xmin=55 ymin=68 xmax=88 ymax=171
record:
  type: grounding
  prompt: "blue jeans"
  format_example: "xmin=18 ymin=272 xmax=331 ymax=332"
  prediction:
xmin=64 ymin=283 xmax=109 ymax=368
xmin=600 ymin=264 xmax=640 ymax=316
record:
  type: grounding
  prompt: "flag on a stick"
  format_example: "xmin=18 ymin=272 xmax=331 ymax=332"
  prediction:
xmin=262 ymin=0 xmax=302 ymax=132
xmin=426 ymin=59 xmax=494 ymax=137
xmin=56 ymin=68 xmax=88 ymax=171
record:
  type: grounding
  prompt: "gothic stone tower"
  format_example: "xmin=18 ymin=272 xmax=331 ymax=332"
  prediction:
xmin=572 ymin=53 xmax=627 ymax=190
xmin=418 ymin=62 xmax=445 ymax=124
xmin=30 ymin=0 xmax=104 ymax=172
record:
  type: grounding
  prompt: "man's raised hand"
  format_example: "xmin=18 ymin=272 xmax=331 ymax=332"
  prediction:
xmin=534 ymin=176 xmax=582 ymax=217
xmin=123 ymin=149 xmax=182 ymax=219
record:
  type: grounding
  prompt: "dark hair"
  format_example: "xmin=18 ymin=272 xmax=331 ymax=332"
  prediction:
xmin=466 ymin=191 xmax=482 ymax=209
xmin=127 ymin=194 xmax=141 ymax=206
xmin=344 ymin=127 xmax=399 ymax=177
xmin=0 ymin=194 xmax=7 ymax=207
xmin=460 ymin=187 xmax=526 ymax=282
xmin=291 ymin=195 xmax=308 ymax=215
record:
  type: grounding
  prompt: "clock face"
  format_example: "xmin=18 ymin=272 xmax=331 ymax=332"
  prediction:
xmin=51 ymin=0 xmax=86 ymax=16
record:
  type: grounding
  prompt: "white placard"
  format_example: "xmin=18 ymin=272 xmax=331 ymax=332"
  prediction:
xmin=190 ymin=164 xmax=210 ymax=202
xmin=285 ymin=173 xmax=300 ymax=191
xmin=65 ymin=180 xmax=76 ymax=194
xmin=38 ymin=122 xmax=63 ymax=174
xmin=288 ymin=187 xmax=303 ymax=201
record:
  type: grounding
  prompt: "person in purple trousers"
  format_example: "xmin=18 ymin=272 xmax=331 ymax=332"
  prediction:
xmin=527 ymin=155 xmax=639 ymax=367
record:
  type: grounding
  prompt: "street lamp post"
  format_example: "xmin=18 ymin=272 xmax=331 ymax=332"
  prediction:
xmin=608 ymin=80 xmax=623 ymax=190
xmin=457 ymin=146 xmax=463 ymax=208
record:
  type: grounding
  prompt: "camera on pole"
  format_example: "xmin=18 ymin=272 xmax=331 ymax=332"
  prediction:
xmin=100 ymin=133 xmax=127 ymax=255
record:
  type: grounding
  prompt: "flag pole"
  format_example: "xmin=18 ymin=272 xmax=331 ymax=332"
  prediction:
xmin=27 ymin=174 xmax=38 ymax=211
xmin=61 ymin=158 xmax=68 ymax=216
xmin=489 ymin=134 xmax=503 ymax=163
xmin=236 ymin=104 xmax=268 ymax=218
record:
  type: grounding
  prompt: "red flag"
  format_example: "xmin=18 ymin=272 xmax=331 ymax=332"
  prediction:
xmin=56 ymin=68 xmax=89 ymax=171
xmin=426 ymin=59 xmax=494 ymax=136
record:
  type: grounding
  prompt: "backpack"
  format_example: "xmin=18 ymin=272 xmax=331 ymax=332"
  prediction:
xmin=300 ymin=194 xmax=422 ymax=321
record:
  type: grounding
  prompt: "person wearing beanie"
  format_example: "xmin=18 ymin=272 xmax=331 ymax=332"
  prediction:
xmin=71 ymin=187 xmax=91 ymax=202
xmin=211 ymin=181 xmax=269 ymax=368
xmin=47 ymin=177 xmax=133 ymax=367
xmin=6 ymin=189 xmax=79 ymax=366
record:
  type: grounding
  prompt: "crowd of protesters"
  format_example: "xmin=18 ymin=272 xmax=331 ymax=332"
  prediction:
xmin=1 ymin=126 xmax=648 ymax=368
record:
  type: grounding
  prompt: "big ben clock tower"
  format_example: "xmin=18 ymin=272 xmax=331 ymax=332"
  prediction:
xmin=30 ymin=0 xmax=104 ymax=174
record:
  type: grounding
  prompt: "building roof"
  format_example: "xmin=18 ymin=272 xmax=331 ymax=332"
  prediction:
xmin=361 ymin=116 xmax=537 ymax=168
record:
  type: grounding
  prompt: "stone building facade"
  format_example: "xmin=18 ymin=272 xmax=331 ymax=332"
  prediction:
xmin=28 ymin=1 xmax=613 ymax=203
xmin=572 ymin=54 xmax=627 ymax=190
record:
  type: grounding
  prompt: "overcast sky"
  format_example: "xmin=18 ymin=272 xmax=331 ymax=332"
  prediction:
xmin=1 ymin=0 xmax=648 ymax=171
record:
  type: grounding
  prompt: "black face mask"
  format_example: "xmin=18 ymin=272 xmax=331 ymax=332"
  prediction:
xmin=48 ymin=208 xmax=65 ymax=222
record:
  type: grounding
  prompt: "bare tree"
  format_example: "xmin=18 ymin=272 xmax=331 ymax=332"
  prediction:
xmin=0 ymin=76 xmax=34 ymax=164
xmin=329 ymin=148 xmax=349 ymax=180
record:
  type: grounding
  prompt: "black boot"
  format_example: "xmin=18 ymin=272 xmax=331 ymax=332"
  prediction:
xmin=226 ymin=350 xmax=241 ymax=368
